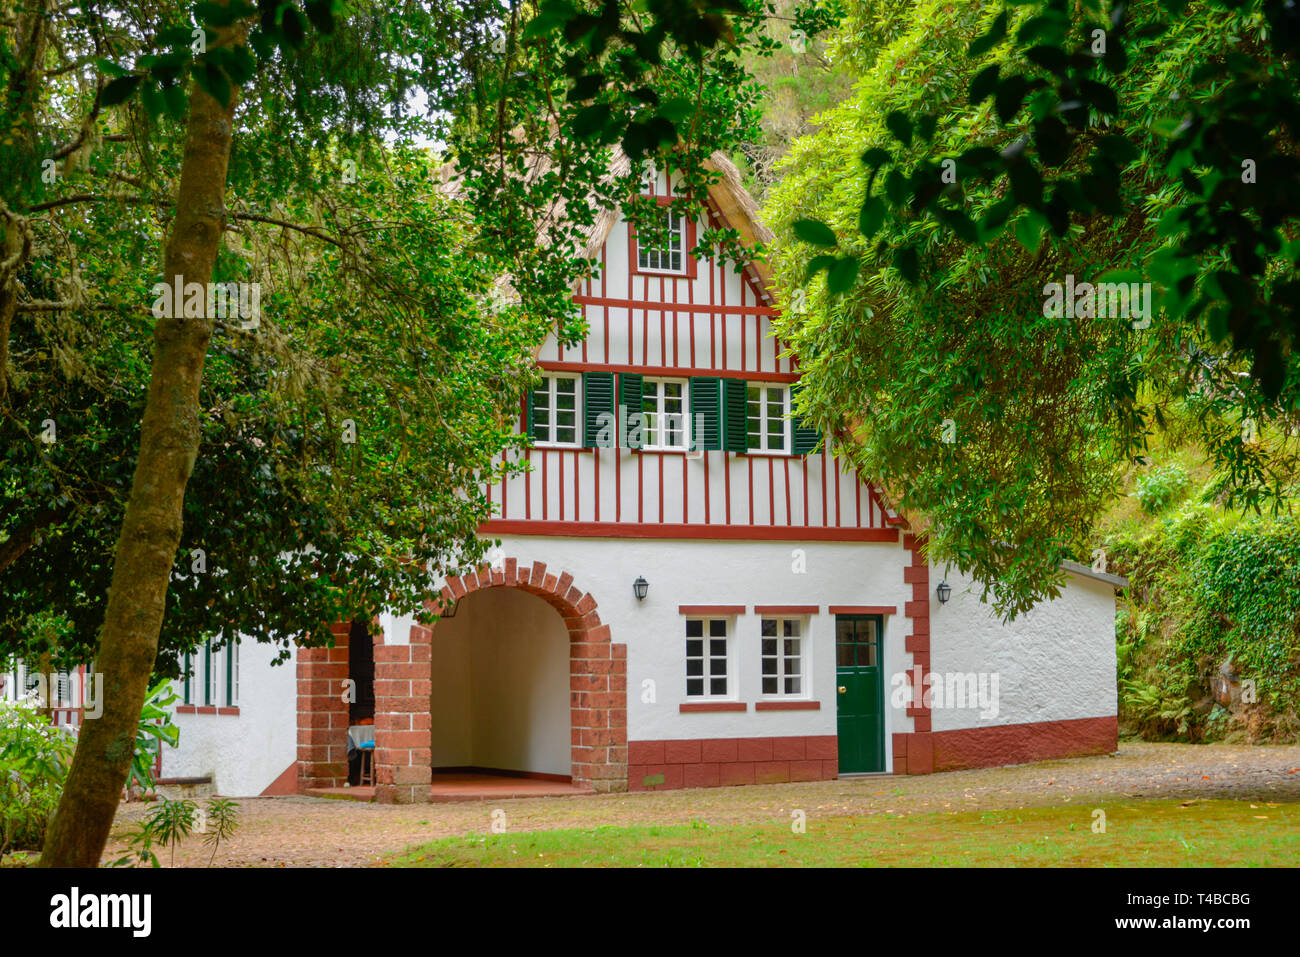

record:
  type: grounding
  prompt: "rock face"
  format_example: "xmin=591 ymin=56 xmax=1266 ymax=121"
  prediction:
xmin=1212 ymin=658 xmax=1241 ymax=707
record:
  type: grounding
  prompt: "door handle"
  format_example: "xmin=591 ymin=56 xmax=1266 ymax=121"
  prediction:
xmin=838 ymin=686 xmax=846 ymax=694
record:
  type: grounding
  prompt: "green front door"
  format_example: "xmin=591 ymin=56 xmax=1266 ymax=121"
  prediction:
xmin=836 ymin=614 xmax=884 ymax=773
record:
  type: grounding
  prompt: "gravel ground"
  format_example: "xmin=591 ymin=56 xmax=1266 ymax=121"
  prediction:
xmin=102 ymin=741 xmax=1300 ymax=867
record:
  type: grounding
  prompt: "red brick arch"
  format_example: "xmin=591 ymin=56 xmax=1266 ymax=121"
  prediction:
xmin=297 ymin=558 xmax=628 ymax=803
xmin=435 ymin=557 xmax=629 ymax=795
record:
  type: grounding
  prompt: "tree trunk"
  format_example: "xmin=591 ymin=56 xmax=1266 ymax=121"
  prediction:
xmin=39 ymin=30 xmax=241 ymax=867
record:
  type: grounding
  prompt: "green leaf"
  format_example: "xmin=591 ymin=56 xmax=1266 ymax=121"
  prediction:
xmin=193 ymin=62 xmax=231 ymax=106
xmin=304 ymin=0 xmax=338 ymax=33
xmin=893 ymin=244 xmax=919 ymax=283
xmin=793 ymin=218 xmax=838 ymax=247
xmin=969 ymin=65 xmax=1000 ymax=106
xmin=1014 ymin=212 xmax=1045 ymax=252
xmin=827 ymin=256 xmax=860 ymax=294
xmin=858 ymin=195 xmax=885 ymax=240
xmin=572 ymin=103 xmax=613 ymax=140
xmin=806 ymin=254 xmax=837 ymax=281
xmin=969 ymin=11 xmax=1008 ymax=57
xmin=885 ymin=111 xmax=913 ymax=148
xmin=101 ymin=75 xmax=142 ymax=106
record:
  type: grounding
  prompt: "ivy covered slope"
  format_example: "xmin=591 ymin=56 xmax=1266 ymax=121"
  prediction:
xmin=762 ymin=0 xmax=1293 ymax=617
xmin=1102 ymin=411 xmax=1300 ymax=744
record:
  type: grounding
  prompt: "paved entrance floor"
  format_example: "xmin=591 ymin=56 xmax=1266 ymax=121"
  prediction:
xmin=304 ymin=772 xmax=591 ymax=803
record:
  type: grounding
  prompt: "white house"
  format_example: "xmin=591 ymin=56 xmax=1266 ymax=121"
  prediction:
xmin=155 ymin=155 xmax=1122 ymax=802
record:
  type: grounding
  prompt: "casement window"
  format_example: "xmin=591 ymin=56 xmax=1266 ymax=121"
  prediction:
xmin=760 ymin=618 xmax=805 ymax=696
xmin=528 ymin=375 xmax=582 ymax=447
xmin=747 ymin=384 xmax=791 ymax=454
xmin=182 ymin=653 xmax=192 ymax=705
xmin=640 ymin=377 xmax=689 ymax=450
xmin=685 ymin=618 xmax=730 ymax=697
xmin=637 ymin=210 xmax=688 ymax=275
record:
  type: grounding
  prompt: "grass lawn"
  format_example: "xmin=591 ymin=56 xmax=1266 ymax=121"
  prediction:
xmin=387 ymin=798 xmax=1299 ymax=867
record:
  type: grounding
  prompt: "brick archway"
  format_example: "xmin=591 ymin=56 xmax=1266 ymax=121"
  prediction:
xmin=436 ymin=558 xmax=628 ymax=797
xmin=296 ymin=558 xmax=628 ymax=803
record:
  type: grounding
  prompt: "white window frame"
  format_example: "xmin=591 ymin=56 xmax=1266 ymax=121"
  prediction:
xmin=640 ymin=377 xmax=690 ymax=451
xmin=636 ymin=210 xmax=689 ymax=275
xmin=684 ymin=617 xmax=733 ymax=699
xmin=532 ymin=374 xmax=582 ymax=448
xmin=747 ymin=383 xmax=792 ymax=454
xmin=760 ymin=617 xmax=808 ymax=698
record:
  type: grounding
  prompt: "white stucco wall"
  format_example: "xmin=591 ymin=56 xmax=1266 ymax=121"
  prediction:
xmin=927 ymin=567 xmax=1118 ymax=733
xmin=428 ymin=587 xmax=571 ymax=775
xmin=159 ymin=637 xmax=297 ymax=796
xmin=492 ymin=535 xmax=914 ymax=769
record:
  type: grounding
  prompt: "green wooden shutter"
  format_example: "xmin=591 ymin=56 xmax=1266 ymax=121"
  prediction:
xmin=689 ymin=377 xmax=722 ymax=451
xmin=618 ymin=373 xmax=643 ymax=448
xmin=583 ymin=371 xmax=616 ymax=448
xmin=791 ymin=382 xmax=822 ymax=454
xmin=722 ymin=378 xmax=748 ymax=453
xmin=526 ymin=382 xmax=545 ymax=441
xmin=203 ymin=639 xmax=212 ymax=706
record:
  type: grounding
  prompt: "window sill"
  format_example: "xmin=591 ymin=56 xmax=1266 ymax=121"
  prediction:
xmin=755 ymin=700 xmax=820 ymax=711
xmin=679 ymin=701 xmax=748 ymax=713
xmin=177 ymin=705 xmax=240 ymax=716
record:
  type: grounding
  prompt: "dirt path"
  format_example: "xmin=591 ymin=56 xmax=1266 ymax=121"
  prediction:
xmin=104 ymin=742 xmax=1300 ymax=867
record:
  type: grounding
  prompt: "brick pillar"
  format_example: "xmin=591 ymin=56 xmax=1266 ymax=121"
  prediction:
xmin=896 ymin=532 xmax=934 ymax=774
xmin=373 ymin=623 xmax=433 ymax=804
xmin=297 ymin=623 xmax=351 ymax=788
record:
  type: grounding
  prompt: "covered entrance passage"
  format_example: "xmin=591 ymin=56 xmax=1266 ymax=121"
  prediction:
xmin=429 ymin=587 xmax=572 ymax=784
xmin=296 ymin=558 xmax=628 ymax=802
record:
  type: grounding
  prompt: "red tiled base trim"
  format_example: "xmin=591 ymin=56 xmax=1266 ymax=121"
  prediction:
xmin=628 ymin=735 xmax=838 ymax=791
xmin=260 ymin=761 xmax=299 ymax=796
xmin=932 ymin=715 xmax=1119 ymax=772
xmin=679 ymin=702 xmax=748 ymax=713
xmin=754 ymin=700 xmax=820 ymax=711
xmin=892 ymin=715 xmax=1118 ymax=775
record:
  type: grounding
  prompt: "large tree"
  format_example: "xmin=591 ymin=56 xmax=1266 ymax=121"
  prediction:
xmin=2 ymin=0 xmax=775 ymax=865
xmin=767 ymin=0 xmax=1300 ymax=616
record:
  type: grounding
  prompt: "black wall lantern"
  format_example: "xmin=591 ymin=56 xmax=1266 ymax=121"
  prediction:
xmin=633 ymin=576 xmax=649 ymax=601
xmin=936 ymin=580 xmax=952 ymax=604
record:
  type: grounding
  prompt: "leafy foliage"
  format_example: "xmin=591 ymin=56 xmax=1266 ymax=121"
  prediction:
xmin=1109 ymin=502 xmax=1300 ymax=740
xmin=0 ymin=694 xmax=74 ymax=859
xmin=1133 ymin=463 xmax=1191 ymax=515
xmin=766 ymin=0 xmax=1300 ymax=615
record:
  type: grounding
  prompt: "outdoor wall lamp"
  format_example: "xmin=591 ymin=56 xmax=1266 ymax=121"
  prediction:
xmin=633 ymin=576 xmax=649 ymax=601
xmin=936 ymin=580 xmax=952 ymax=604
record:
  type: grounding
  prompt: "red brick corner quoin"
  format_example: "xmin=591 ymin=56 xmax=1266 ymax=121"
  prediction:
xmin=297 ymin=560 xmax=628 ymax=803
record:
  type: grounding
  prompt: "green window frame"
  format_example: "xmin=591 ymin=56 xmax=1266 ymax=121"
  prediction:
xmin=203 ymin=639 xmax=213 ymax=706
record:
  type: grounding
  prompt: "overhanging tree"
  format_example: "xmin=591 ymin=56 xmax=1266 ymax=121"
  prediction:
xmin=768 ymin=0 xmax=1300 ymax=616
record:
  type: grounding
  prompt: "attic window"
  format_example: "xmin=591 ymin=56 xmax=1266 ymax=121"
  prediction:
xmin=637 ymin=210 xmax=687 ymax=274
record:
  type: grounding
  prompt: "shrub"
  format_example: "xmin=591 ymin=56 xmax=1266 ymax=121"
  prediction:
xmin=1133 ymin=463 xmax=1192 ymax=516
xmin=0 ymin=696 xmax=74 ymax=859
